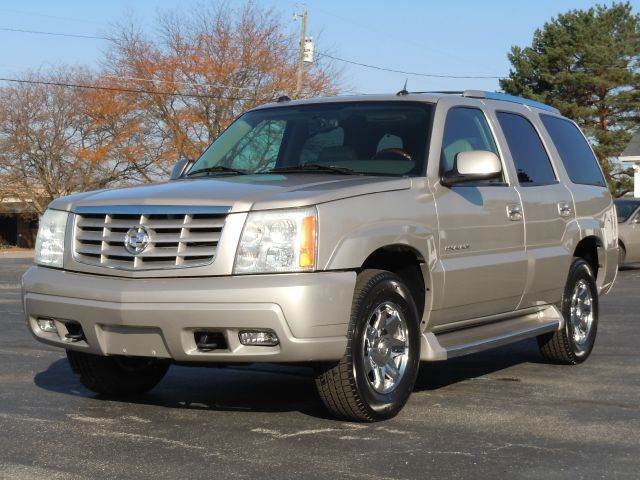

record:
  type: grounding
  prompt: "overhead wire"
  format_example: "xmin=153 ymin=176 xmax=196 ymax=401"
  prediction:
xmin=0 ymin=25 xmax=508 ymax=80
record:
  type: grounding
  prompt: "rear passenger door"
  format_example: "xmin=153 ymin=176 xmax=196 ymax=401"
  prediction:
xmin=430 ymin=105 xmax=526 ymax=325
xmin=494 ymin=110 xmax=575 ymax=307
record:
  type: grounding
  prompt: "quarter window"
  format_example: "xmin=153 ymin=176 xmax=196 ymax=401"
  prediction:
xmin=496 ymin=112 xmax=556 ymax=186
xmin=440 ymin=107 xmax=500 ymax=181
xmin=540 ymin=115 xmax=606 ymax=187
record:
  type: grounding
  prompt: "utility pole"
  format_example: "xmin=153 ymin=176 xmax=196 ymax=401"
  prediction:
xmin=294 ymin=5 xmax=308 ymax=98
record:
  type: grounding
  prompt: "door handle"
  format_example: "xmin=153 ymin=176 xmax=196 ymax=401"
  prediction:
xmin=558 ymin=202 xmax=573 ymax=218
xmin=506 ymin=204 xmax=523 ymax=221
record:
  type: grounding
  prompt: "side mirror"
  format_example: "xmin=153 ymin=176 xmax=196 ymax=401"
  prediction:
xmin=633 ymin=216 xmax=640 ymax=225
xmin=441 ymin=151 xmax=502 ymax=187
xmin=171 ymin=159 xmax=194 ymax=180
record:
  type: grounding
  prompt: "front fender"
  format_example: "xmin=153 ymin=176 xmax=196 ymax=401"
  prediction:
xmin=323 ymin=221 xmax=437 ymax=271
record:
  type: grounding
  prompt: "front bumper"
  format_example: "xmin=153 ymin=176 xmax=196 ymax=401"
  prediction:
xmin=22 ymin=266 xmax=356 ymax=362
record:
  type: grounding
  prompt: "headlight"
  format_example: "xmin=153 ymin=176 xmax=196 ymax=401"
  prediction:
xmin=35 ymin=209 xmax=68 ymax=268
xmin=234 ymin=207 xmax=317 ymax=274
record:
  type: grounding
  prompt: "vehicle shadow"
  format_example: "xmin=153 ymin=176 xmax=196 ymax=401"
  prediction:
xmin=414 ymin=338 xmax=544 ymax=391
xmin=34 ymin=338 xmax=545 ymax=418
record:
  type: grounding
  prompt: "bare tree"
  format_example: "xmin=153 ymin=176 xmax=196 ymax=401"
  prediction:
xmin=0 ymin=69 xmax=155 ymax=215
xmin=104 ymin=1 xmax=340 ymax=171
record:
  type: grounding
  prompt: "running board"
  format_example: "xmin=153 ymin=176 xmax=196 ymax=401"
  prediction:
xmin=420 ymin=305 xmax=564 ymax=361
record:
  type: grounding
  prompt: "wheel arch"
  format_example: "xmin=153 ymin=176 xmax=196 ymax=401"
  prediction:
xmin=359 ymin=244 xmax=430 ymax=325
xmin=573 ymin=235 xmax=603 ymax=285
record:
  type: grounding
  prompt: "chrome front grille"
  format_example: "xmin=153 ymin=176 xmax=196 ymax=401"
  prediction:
xmin=73 ymin=206 xmax=229 ymax=270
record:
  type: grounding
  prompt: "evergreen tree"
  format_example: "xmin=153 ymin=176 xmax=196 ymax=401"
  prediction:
xmin=500 ymin=2 xmax=640 ymax=196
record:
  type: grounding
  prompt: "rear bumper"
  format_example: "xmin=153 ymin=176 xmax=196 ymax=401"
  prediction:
xmin=21 ymin=266 xmax=356 ymax=362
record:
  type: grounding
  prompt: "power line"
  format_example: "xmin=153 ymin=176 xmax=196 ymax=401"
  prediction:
xmin=102 ymin=74 xmax=257 ymax=92
xmin=0 ymin=8 xmax=107 ymax=26
xmin=310 ymin=5 xmax=496 ymax=72
xmin=317 ymin=53 xmax=504 ymax=79
xmin=0 ymin=24 xmax=507 ymax=80
xmin=0 ymin=77 xmax=263 ymax=101
xmin=0 ymin=27 xmax=108 ymax=40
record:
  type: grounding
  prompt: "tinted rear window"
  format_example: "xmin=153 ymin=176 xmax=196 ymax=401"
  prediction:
xmin=496 ymin=112 xmax=557 ymax=186
xmin=540 ymin=115 xmax=606 ymax=187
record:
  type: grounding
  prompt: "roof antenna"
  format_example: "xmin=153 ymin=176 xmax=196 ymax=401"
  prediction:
xmin=396 ymin=78 xmax=409 ymax=96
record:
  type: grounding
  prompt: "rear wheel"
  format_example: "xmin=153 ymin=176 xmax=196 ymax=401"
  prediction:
xmin=314 ymin=270 xmax=421 ymax=422
xmin=538 ymin=258 xmax=598 ymax=364
xmin=67 ymin=350 xmax=170 ymax=396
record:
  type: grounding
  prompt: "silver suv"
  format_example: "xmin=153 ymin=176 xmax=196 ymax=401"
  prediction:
xmin=22 ymin=91 xmax=618 ymax=421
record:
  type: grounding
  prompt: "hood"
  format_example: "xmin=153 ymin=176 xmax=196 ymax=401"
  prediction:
xmin=49 ymin=174 xmax=411 ymax=213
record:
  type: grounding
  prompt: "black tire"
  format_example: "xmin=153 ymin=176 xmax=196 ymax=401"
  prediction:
xmin=67 ymin=350 xmax=170 ymax=396
xmin=314 ymin=269 xmax=421 ymax=422
xmin=619 ymin=243 xmax=626 ymax=266
xmin=537 ymin=258 xmax=599 ymax=364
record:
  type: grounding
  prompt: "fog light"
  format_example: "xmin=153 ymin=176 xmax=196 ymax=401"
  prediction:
xmin=37 ymin=318 xmax=58 ymax=333
xmin=238 ymin=330 xmax=279 ymax=346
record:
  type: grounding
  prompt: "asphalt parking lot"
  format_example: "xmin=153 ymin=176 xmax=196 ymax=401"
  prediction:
xmin=1 ymin=253 xmax=638 ymax=479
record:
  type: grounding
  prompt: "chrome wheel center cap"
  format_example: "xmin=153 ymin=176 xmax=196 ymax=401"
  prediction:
xmin=371 ymin=340 xmax=390 ymax=364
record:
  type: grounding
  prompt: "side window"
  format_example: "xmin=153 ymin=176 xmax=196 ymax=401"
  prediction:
xmin=440 ymin=107 xmax=500 ymax=177
xmin=496 ymin=112 xmax=556 ymax=186
xmin=226 ymin=119 xmax=285 ymax=171
xmin=540 ymin=115 xmax=606 ymax=187
xmin=300 ymin=127 xmax=345 ymax=163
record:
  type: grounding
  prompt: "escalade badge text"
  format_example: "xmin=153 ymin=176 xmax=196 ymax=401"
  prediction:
xmin=124 ymin=226 xmax=151 ymax=255
xmin=444 ymin=243 xmax=470 ymax=253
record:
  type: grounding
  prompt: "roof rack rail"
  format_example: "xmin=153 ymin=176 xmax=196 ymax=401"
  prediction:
xmin=462 ymin=90 xmax=559 ymax=114
xmin=413 ymin=91 xmax=465 ymax=95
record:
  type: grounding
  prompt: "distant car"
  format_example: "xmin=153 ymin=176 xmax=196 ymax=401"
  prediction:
xmin=616 ymin=199 xmax=640 ymax=266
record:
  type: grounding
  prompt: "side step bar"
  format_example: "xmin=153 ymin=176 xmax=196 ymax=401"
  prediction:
xmin=420 ymin=305 xmax=564 ymax=361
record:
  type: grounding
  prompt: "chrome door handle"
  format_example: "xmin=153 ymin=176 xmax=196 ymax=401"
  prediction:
xmin=506 ymin=204 xmax=523 ymax=221
xmin=558 ymin=202 xmax=573 ymax=218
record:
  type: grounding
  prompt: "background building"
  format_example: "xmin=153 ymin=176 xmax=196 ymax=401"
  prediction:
xmin=620 ymin=131 xmax=640 ymax=198
xmin=0 ymin=198 xmax=37 ymax=248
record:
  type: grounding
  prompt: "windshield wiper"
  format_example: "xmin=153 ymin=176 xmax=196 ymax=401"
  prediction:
xmin=186 ymin=165 xmax=248 ymax=177
xmin=266 ymin=163 xmax=359 ymax=175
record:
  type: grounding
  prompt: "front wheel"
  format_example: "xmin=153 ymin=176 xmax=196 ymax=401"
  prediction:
xmin=538 ymin=258 xmax=599 ymax=364
xmin=314 ymin=269 xmax=421 ymax=422
xmin=67 ymin=350 xmax=170 ymax=396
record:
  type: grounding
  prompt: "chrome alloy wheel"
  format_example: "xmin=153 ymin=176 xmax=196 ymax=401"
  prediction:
xmin=569 ymin=279 xmax=595 ymax=348
xmin=362 ymin=302 xmax=410 ymax=394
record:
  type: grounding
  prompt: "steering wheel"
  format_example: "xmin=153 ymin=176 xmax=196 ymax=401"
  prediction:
xmin=372 ymin=148 xmax=413 ymax=162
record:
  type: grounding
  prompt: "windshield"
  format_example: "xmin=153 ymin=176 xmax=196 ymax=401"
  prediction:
xmin=189 ymin=102 xmax=433 ymax=177
xmin=615 ymin=200 xmax=640 ymax=223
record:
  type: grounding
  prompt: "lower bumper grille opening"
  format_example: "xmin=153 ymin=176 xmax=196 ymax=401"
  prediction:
xmin=64 ymin=321 xmax=86 ymax=342
xmin=194 ymin=331 xmax=228 ymax=351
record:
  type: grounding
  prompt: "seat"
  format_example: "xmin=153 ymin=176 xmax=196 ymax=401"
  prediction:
xmin=442 ymin=139 xmax=473 ymax=172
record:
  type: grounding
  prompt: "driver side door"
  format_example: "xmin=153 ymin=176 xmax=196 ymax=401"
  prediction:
xmin=430 ymin=105 xmax=527 ymax=326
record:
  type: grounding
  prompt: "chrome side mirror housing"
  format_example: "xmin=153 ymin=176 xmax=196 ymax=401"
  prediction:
xmin=441 ymin=151 xmax=502 ymax=187
xmin=170 ymin=159 xmax=194 ymax=180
